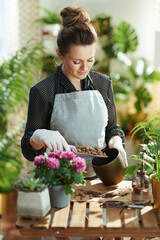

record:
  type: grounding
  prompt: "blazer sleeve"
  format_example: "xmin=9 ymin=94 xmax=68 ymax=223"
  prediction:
xmin=21 ymin=86 xmax=53 ymax=161
xmin=90 ymin=71 xmax=125 ymax=148
xmin=105 ymin=79 xmax=125 ymax=148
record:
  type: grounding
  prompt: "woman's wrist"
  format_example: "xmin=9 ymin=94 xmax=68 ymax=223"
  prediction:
xmin=29 ymin=136 xmax=42 ymax=151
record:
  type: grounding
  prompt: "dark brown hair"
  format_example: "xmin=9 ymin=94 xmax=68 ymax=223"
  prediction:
xmin=57 ymin=6 xmax=97 ymax=56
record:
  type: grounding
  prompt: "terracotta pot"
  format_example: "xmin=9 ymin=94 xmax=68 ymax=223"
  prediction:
xmin=92 ymin=148 xmax=124 ymax=186
xmin=0 ymin=191 xmax=17 ymax=217
xmin=150 ymin=173 xmax=160 ymax=211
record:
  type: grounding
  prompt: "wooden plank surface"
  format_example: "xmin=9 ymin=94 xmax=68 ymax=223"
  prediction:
xmin=16 ymin=212 xmax=51 ymax=229
xmin=103 ymin=238 xmax=114 ymax=240
xmin=106 ymin=207 xmax=122 ymax=228
xmin=141 ymin=206 xmax=158 ymax=229
xmin=156 ymin=211 xmax=160 ymax=224
xmin=72 ymin=180 xmax=131 ymax=202
xmin=132 ymin=238 xmax=145 ymax=240
xmin=51 ymin=205 xmax=70 ymax=228
xmin=88 ymin=202 xmax=102 ymax=228
xmin=16 ymin=217 xmax=34 ymax=229
xmin=16 ymin=180 xmax=160 ymax=238
xmin=124 ymin=209 xmax=139 ymax=228
xmin=70 ymin=202 xmax=86 ymax=228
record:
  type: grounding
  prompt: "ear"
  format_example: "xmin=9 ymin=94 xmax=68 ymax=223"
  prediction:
xmin=56 ymin=49 xmax=62 ymax=59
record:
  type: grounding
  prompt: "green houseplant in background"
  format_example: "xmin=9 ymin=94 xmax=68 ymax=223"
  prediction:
xmin=93 ymin=13 xmax=160 ymax=138
xmin=0 ymin=39 xmax=44 ymax=194
xmin=123 ymin=112 xmax=160 ymax=210
xmin=37 ymin=7 xmax=61 ymax=25
xmin=36 ymin=7 xmax=61 ymax=76
xmin=123 ymin=112 xmax=160 ymax=177
xmin=113 ymin=21 xmax=138 ymax=53
xmin=111 ymin=56 xmax=158 ymax=137
xmin=93 ymin=14 xmax=138 ymax=74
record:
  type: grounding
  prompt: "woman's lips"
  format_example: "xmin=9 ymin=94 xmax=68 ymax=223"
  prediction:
xmin=78 ymin=71 xmax=87 ymax=75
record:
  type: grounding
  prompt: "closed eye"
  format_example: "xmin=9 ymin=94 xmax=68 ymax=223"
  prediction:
xmin=73 ymin=57 xmax=94 ymax=65
xmin=73 ymin=61 xmax=81 ymax=64
xmin=88 ymin=59 xmax=94 ymax=62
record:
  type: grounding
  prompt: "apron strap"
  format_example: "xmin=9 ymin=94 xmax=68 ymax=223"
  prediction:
xmin=55 ymin=65 xmax=61 ymax=94
xmin=87 ymin=74 xmax=96 ymax=90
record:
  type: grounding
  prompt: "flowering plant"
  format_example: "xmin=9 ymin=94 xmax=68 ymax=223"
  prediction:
xmin=28 ymin=150 xmax=86 ymax=196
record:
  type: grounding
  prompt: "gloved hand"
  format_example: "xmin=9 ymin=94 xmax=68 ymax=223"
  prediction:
xmin=108 ymin=136 xmax=128 ymax=167
xmin=31 ymin=129 xmax=70 ymax=151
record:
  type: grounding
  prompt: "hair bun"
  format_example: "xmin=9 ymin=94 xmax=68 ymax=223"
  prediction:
xmin=60 ymin=6 xmax=90 ymax=27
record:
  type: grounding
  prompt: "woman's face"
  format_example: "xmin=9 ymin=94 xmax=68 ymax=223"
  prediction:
xmin=57 ymin=43 xmax=96 ymax=82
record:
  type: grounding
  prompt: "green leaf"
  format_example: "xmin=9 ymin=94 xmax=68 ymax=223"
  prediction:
xmin=123 ymin=164 xmax=139 ymax=176
xmin=134 ymin=85 xmax=152 ymax=113
xmin=37 ymin=7 xmax=60 ymax=24
xmin=114 ymin=21 xmax=138 ymax=53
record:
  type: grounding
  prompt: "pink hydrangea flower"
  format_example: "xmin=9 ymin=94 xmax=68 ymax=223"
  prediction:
xmin=34 ymin=155 xmax=45 ymax=167
xmin=49 ymin=150 xmax=64 ymax=159
xmin=71 ymin=157 xmax=86 ymax=173
xmin=60 ymin=150 xmax=76 ymax=160
xmin=44 ymin=157 xmax=60 ymax=169
xmin=48 ymin=151 xmax=59 ymax=158
xmin=48 ymin=150 xmax=76 ymax=160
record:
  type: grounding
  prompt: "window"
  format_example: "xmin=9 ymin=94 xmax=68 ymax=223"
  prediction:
xmin=0 ymin=0 xmax=40 ymax=59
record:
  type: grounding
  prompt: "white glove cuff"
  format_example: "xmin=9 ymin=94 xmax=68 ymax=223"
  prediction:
xmin=31 ymin=129 xmax=44 ymax=145
xmin=108 ymin=136 xmax=123 ymax=149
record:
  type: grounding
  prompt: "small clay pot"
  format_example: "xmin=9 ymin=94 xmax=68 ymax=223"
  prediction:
xmin=92 ymin=148 xmax=124 ymax=186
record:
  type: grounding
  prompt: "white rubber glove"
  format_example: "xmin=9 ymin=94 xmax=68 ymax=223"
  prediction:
xmin=108 ymin=136 xmax=128 ymax=167
xmin=31 ymin=129 xmax=70 ymax=151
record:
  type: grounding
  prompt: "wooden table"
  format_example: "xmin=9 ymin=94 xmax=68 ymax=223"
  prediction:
xmin=16 ymin=180 xmax=160 ymax=239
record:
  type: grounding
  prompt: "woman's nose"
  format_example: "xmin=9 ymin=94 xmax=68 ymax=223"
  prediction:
xmin=80 ymin=62 xmax=88 ymax=71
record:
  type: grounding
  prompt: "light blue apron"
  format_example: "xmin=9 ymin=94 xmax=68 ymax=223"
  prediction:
xmin=50 ymin=89 xmax=108 ymax=178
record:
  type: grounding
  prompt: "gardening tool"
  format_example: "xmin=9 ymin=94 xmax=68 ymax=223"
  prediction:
xmin=41 ymin=142 xmax=108 ymax=158
xmin=69 ymin=145 xmax=108 ymax=159
xmin=100 ymin=200 xmax=144 ymax=209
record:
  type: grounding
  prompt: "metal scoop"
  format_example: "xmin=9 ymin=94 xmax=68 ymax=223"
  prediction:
xmin=41 ymin=142 xmax=108 ymax=158
xmin=69 ymin=145 xmax=108 ymax=158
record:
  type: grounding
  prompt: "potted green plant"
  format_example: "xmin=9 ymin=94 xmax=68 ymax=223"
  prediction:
xmin=0 ymin=40 xmax=44 ymax=195
xmin=38 ymin=7 xmax=61 ymax=25
xmin=15 ymin=178 xmax=51 ymax=218
xmin=0 ymin=40 xmax=44 ymax=217
xmin=28 ymin=150 xmax=86 ymax=208
xmin=37 ymin=7 xmax=61 ymax=37
xmin=123 ymin=112 xmax=160 ymax=210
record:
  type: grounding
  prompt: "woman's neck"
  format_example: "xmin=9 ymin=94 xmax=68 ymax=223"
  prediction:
xmin=72 ymin=81 xmax=82 ymax=91
xmin=62 ymin=65 xmax=82 ymax=91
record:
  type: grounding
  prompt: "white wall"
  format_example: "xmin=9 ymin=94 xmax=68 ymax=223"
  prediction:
xmin=39 ymin=0 xmax=156 ymax=65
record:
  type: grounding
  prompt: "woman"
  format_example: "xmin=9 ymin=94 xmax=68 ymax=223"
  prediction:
xmin=21 ymin=6 xmax=128 ymax=179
